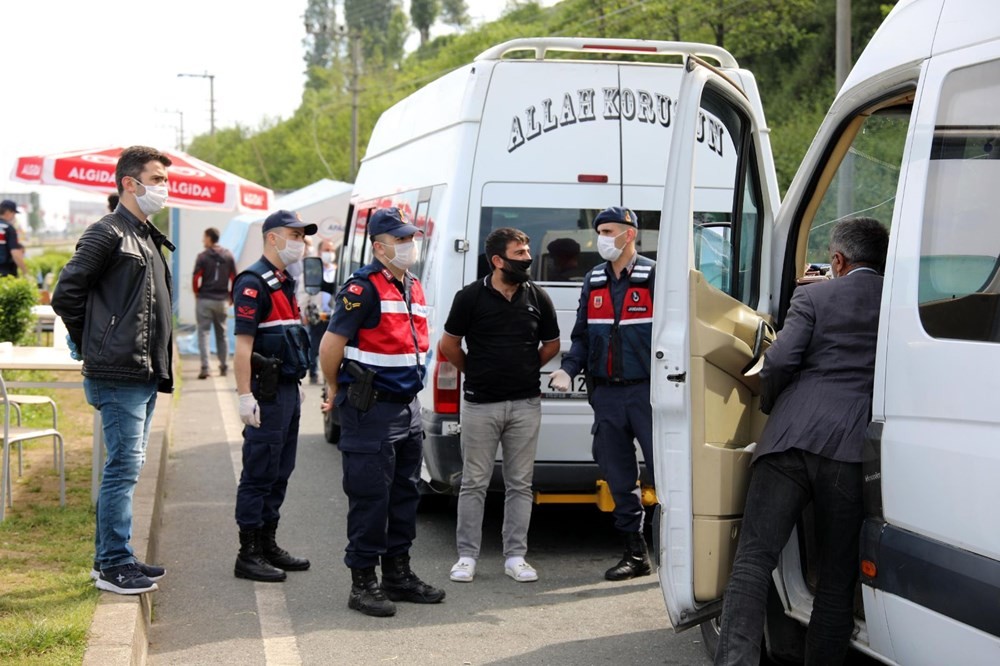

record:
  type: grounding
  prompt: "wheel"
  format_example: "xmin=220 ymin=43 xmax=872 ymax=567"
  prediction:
xmin=699 ymin=617 xmax=721 ymax=659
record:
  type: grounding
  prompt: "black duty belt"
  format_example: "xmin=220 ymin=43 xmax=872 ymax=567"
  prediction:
xmin=374 ymin=390 xmax=415 ymax=403
xmin=591 ymin=377 xmax=649 ymax=387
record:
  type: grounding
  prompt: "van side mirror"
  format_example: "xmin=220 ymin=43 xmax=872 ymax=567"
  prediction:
xmin=303 ymin=256 xmax=324 ymax=295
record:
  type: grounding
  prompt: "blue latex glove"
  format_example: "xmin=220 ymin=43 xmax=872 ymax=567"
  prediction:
xmin=66 ymin=335 xmax=82 ymax=361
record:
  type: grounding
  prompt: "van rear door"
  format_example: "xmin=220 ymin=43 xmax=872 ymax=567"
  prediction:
xmin=651 ymin=58 xmax=777 ymax=630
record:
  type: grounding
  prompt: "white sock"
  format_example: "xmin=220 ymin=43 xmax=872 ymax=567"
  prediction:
xmin=505 ymin=556 xmax=526 ymax=569
xmin=456 ymin=556 xmax=476 ymax=567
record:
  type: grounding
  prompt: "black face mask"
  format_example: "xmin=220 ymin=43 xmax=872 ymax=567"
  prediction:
xmin=500 ymin=256 xmax=532 ymax=284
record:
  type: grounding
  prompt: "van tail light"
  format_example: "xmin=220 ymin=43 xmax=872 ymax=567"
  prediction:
xmin=434 ymin=358 xmax=461 ymax=414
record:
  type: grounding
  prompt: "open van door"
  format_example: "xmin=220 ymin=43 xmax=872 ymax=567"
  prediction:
xmin=651 ymin=57 xmax=778 ymax=630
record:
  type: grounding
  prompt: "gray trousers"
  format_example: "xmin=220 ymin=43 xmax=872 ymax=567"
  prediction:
xmin=196 ymin=297 xmax=228 ymax=371
xmin=456 ymin=396 xmax=541 ymax=559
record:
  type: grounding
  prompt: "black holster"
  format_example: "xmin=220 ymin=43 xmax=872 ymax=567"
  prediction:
xmin=344 ymin=360 xmax=376 ymax=412
xmin=251 ymin=352 xmax=281 ymax=403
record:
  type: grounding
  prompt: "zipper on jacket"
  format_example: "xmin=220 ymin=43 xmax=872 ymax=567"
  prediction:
xmin=99 ymin=315 xmax=118 ymax=355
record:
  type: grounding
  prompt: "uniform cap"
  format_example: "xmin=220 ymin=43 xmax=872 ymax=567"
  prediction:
xmin=593 ymin=206 xmax=638 ymax=230
xmin=0 ymin=199 xmax=22 ymax=213
xmin=262 ymin=209 xmax=317 ymax=236
xmin=368 ymin=207 xmax=420 ymax=238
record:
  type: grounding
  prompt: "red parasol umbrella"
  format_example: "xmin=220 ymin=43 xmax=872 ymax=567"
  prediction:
xmin=10 ymin=146 xmax=273 ymax=213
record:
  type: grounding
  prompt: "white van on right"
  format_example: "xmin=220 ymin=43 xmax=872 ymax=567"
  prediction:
xmin=650 ymin=0 xmax=1000 ymax=663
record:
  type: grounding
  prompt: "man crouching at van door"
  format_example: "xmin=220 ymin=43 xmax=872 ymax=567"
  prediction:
xmin=440 ymin=228 xmax=561 ymax=584
xmin=319 ymin=207 xmax=445 ymax=617
xmin=714 ymin=217 xmax=889 ymax=666
xmin=549 ymin=206 xmax=657 ymax=581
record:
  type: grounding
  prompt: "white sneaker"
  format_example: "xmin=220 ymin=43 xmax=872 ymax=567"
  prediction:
xmin=504 ymin=558 xmax=538 ymax=583
xmin=450 ymin=557 xmax=476 ymax=582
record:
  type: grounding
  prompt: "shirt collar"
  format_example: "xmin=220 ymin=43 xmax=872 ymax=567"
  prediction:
xmin=846 ymin=266 xmax=879 ymax=276
xmin=261 ymin=256 xmax=287 ymax=282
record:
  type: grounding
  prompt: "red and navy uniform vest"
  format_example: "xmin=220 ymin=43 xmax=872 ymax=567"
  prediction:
xmin=586 ymin=256 xmax=655 ymax=381
xmin=239 ymin=259 xmax=310 ymax=380
xmin=342 ymin=264 xmax=430 ymax=396
xmin=0 ymin=221 xmax=14 ymax=275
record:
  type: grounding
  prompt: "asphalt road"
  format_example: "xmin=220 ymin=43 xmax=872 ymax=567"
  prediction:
xmin=149 ymin=367 xmax=713 ymax=665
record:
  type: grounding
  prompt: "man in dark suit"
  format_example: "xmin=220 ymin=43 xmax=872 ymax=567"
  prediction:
xmin=714 ymin=217 xmax=890 ymax=666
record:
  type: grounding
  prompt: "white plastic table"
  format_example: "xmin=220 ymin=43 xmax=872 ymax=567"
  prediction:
xmin=0 ymin=346 xmax=102 ymax=513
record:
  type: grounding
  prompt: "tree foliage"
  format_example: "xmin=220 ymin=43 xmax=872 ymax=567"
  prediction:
xmin=440 ymin=0 xmax=469 ymax=28
xmin=188 ymin=0 xmax=898 ymax=196
xmin=411 ymin=0 xmax=440 ymax=46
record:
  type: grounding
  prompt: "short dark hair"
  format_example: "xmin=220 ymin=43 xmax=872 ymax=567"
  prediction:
xmin=830 ymin=217 xmax=889 ymax=271
xmin=204 ymin=227 xmax=220 ymax=244
xmin=485 ymin=227 xmax=530 ymax=262
xmin=107 ymin=194 xmax=119 ymax=212
xmin=115 ymin=145 xmax=172 ymax=194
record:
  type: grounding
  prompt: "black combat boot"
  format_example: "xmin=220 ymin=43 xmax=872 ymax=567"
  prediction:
xmin=261 ymin=521 xmax=310 ymax=571
xmin=235 ymin=528 xmax=287 ymax=582
xmin=604 ymin=531 xmax=652 ymax=581
xmin=348 ymin=567 xmax=396 ymax=617
xmin=381 ymin=553 xmax=446 ymax=604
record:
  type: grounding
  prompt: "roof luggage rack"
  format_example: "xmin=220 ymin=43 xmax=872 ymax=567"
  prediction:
xmin=475 ymin=37 xmax=739 ymax=69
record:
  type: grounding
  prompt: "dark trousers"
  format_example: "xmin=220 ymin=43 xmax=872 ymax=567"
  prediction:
xmin=590 ymin=382 xmax=655 ymax=533
xmin=715 ymin=449 xmax=863 ymax=666
xmin=235 ymin=382 xmax=301 ymax=528
xmin=308 ymin=322 xmax=326 ymax=380
xmin=338 ymin=396 xmax=423 ymax=569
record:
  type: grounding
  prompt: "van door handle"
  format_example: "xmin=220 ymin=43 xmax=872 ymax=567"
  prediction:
xmin=741 ymin=319 xmax=775 ymax=376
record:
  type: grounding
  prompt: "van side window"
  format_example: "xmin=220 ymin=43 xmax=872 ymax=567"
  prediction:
xmin=693 ymin=89 xmax=764 ymax=308
xmin=803 ymin=105 xmax=911 ymax=268
xmin=477 ymin=207 xmax=661 ymax=282
xmin=918 ymin=58 xmax=1000 ymax=342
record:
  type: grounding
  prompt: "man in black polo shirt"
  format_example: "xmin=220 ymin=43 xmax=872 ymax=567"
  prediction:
xmin=440 ymin=227 xmax=560 ymax=584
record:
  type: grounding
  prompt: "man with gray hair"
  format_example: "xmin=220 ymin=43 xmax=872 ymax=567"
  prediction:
xmin=714 ymin=217 xmax=889 ymax=665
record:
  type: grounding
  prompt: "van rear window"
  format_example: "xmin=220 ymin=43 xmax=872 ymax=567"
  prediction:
xmin=477 ymin=207 xmax=661 ymax=282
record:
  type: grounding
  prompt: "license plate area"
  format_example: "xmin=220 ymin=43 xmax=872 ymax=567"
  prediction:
xmin=541 ymin=373 xmax=587 ymax=399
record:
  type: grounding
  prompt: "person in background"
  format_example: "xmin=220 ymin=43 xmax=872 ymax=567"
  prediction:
xmin=52 ymin=145 xmax=174 ymax=594
xmin=713 ymin=218 xmax=889 ymax=666
xmin=0 ymin=199 xmax=29 ymax=278
xmin=549 ymin=206 xmax=656 ymax=581
xmin=545 ymin=237 xmax=581 ymax=282
xmin=230 ymin=210 xmax=315 ymax=583
xmin=304 ymin=239 xmax=337 ymax=384
xmin=193 ymin=227 xmax=237 ymax=379
xmin=440 ymin=227 xmax=560 ymax=584
xmin=320 ymin=206 xmax=445 ymax=618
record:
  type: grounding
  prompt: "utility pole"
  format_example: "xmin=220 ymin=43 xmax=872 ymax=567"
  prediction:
xmin=177 ymin=71 xmax=216 ymax=136
xmin=176 ymin=110 xmax=185 ymax=151
xmin=350 ymin=29 xmax=362 ymax=181
xmin=835 ymin=0 xmax=854 ymax=222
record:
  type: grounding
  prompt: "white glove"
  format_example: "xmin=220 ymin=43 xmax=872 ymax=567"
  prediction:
xmin=239 ymin=393 xmax=261 ymax=428
xmin=299 ymin=384 xmax=306 ymax=405
xmin=548 ymin=369 xmax=572 ymax=392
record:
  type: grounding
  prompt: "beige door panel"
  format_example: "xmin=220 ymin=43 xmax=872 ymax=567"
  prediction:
xmin=688 ymin=270 xmax=765 ymax=603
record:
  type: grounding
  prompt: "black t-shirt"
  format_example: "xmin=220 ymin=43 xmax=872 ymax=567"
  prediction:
xmin=142 ymin=228 xmax=172 ymax=383
xmin=444 ymin=276 xmax=559 ymax=403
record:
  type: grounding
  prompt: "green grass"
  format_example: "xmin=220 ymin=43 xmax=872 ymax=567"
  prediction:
xmin=1 ymin=371 xmax=101 ymax=664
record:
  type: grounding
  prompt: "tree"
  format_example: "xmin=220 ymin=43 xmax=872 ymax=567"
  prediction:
xmin=411 ymin=0 xmax=440 ymax=46
xmin=303 ymin=0 xmax=339 ymax=91
xmin=345 ymin=0 xmax=407 ymax=64
xmin=440 ymin=0 xmax=469 ymax=28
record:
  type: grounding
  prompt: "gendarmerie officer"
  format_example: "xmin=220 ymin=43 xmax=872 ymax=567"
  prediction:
xmin=232 ymin=210 xmax=315 ymax=582
xmin=549 ymin=206 xmax=657 ymax=581
xmin=320 ymin=207 xmax=445 ymax=617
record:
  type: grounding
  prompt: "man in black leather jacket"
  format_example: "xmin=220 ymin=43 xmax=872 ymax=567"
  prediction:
xmin=52 ymin=145 xmax=175 ymax=595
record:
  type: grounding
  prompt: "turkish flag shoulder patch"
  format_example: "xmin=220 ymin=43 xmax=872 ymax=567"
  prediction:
xmin=242 ymin=287 xmax=258 ymax=298
xmin=347 ymin=283 xmax=363 ymax=296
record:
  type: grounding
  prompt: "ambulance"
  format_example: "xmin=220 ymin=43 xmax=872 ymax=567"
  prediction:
xmin=339 ymin=38 xmax=772 ymax=503
xmin=649 ymin=0 xmax=1000 ymax=662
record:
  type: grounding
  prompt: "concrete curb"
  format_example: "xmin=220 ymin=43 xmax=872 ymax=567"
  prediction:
xmin=81 ymin=383 xmax=174 ymax=666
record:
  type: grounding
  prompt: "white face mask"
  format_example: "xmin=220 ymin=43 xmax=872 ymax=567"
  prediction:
xmin=597 ymin=231 xmax=628 ymax=262
xmin=321 ymin=251 xmax=335 ymax=265
xmin=132 ymin=177 xmax=168 ymax=217
xmin=275 ymin=236 xmax=306 ymax=266
xmin=386 ymin=240 xmax=416 ymax=270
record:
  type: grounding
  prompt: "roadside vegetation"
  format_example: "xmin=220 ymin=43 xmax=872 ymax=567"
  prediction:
xmin=0 ymin=374 xmax=99 ymax=665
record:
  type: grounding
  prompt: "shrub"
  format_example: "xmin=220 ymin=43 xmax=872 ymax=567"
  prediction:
xmin=26 ymin=250 xmax=73 ymax=288
xmin=0 ymin=276 xmax=39 ymax=343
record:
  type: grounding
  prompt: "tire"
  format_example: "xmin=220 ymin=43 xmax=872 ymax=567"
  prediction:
xmin=699 ymin=617 xmax=721 ymax=660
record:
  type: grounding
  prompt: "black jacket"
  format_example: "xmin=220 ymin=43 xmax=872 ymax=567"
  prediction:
xmin=52 ymin=210 xmax=176 ymax=392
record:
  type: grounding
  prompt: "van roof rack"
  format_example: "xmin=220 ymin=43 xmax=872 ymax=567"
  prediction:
xmin=475 ymin=37 xmax=739 ymax=69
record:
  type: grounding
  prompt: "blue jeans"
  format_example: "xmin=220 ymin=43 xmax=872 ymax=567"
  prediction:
xmin=84 ymin=378 xmax=159 ymax=569
xmin=715 ymin=449 xmax=863 ymax=666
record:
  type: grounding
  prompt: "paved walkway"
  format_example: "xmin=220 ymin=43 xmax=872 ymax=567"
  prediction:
xmin=148 ymin=357 xmax=710 ymax=665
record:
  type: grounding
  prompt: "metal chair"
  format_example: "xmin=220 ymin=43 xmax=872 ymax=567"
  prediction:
xmin=0 ymin=394 xmax=59 ymax=476
xmin=1 ymin=372 xmax=65 ymax=521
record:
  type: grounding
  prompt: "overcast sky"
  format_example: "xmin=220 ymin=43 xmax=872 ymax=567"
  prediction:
xmin=0 ymin=0 xmax=556 ymax=221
